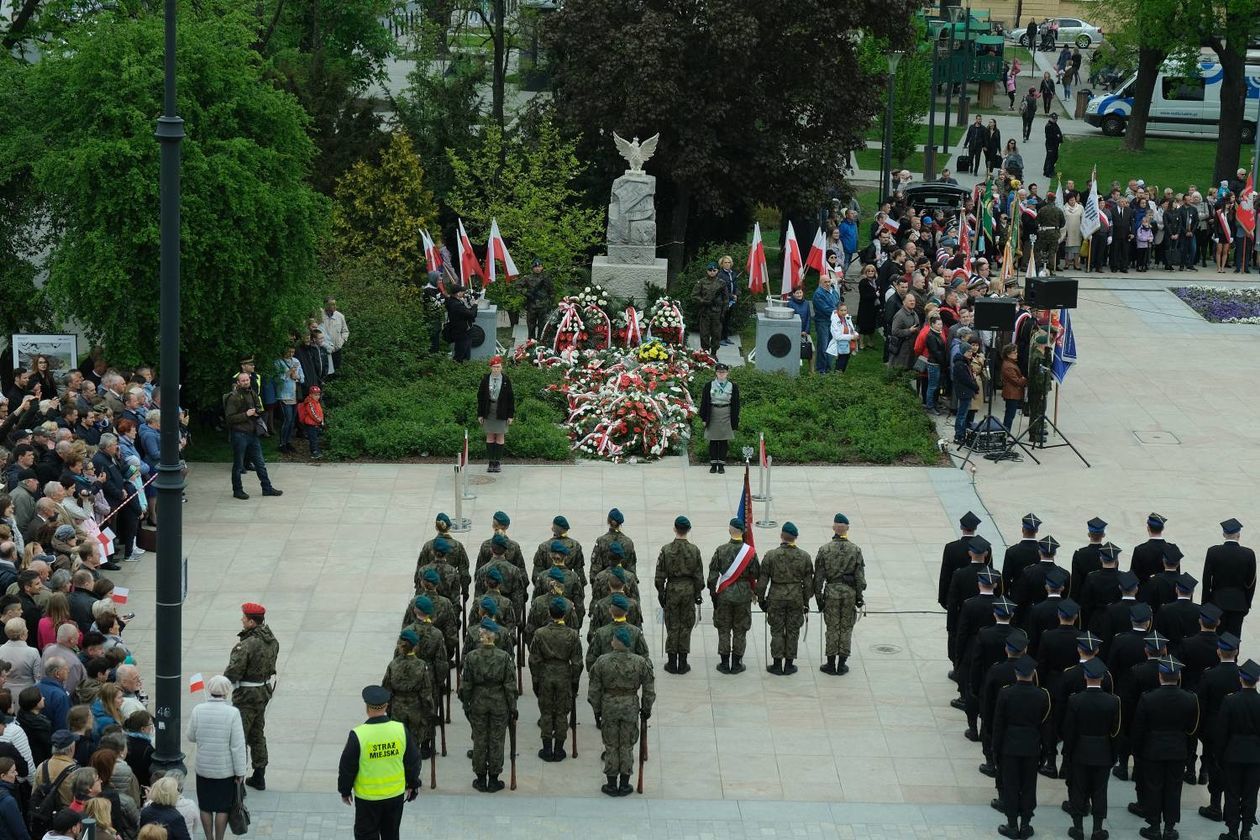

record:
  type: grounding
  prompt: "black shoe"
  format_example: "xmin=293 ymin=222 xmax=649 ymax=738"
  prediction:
xmin=1162 ymin=830 xmax=1179 ymax=840
xmin=717 ymin=463 xmax=725 ymax=474
xmin=1199 ymin=806 xmax=1223 ymax=822
xmin=990 ymin=798 xmax=1005 ymax=812
xmin=538 ymin=739 xmax=554 ymax=761
xmin=1068 ymin=827 xmax=1084 ymax=840
xmin=717 ymin=654 xmax=731 ymax=674
xmin=474 ymin=774 xmax=487 ymax=792
xmin=100 ymin=562 xmax=122 ymax=571
xmin=233 ymin=490 xmax=250 ymax=500
xmin=553 ymin=743 xmax=566 ymax=761
xmin=1185 ymin=768 xmax=1198 ymax=785
xmin=1020 ymin=827 xmax=1035 ymax=839
xmin=964 ymin=727 xmax=980 ymax=742
xmin=978 ymin=763 xmax=997 ymax=777
xmin=950 ymin=698 xmax=966 ymax=711
xmin=617 ymin=773 xmax=633 ymax=796
xmin=245 ymin=769 xmax=265 ymax=790
xmin=601 ymin=774 xmax=618 ymax=796
xmin=709 ymin=464 xmax=718 ymax=474
xmin=1129 ymin=803 xmax=1146 ymax=817
xmin=676 ymin=654 xmax=690 ymax=674
xmin=664 ymin=653 xmax=679 ymax=674
xmin=420 ymin=744 xmax=433 ymax=760
xmin=1112 ymin=764 xmax=1129 ymax=781
xmin=1038 ymin=760 xmax=1057 ymax=778
xmin=486 ymin=774 xmax=505 ymax=793
xmin=836 ymin=657 xmax=849 ymax=675
xmin=767 ymin=659 xmax=784 ymax=675
xmin=261 ymin=487 xmax=283 ymax=497
xmin=1090 ymin=831 xmax=1109 ymax=840
xmin=1062 ymin=800 xmax=1074 ymax=814
xmin=729 ymin=654 xmax=746 ymax=674
xmin=1219 ymin=832 xmax=1240 ymax=840
xmin=947 ymin=668 xmax=957 ymax=681
xmin=783 ymin=659 xmax=798 ymax=675
xmin=821 ymin=656 xmax=837 ymax=675
xmin=999 ymin=826 xmax=1020 ymax=839
xmin=1199 ymin=768 xmax=1209 ymax=785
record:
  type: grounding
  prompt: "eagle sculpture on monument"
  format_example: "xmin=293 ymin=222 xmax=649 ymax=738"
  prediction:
xmin=612 ymin=132 xmax=660 ymax=174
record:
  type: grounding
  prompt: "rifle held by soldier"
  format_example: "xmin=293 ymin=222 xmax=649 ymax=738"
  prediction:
xmin=636 ymin=712 xmax=648 ymax=794
xmin=509 ymin=713 xmax=518 ymax=791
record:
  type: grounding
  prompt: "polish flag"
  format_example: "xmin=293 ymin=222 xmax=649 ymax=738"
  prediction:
xmin=96 ymin=528 xmax=115 ymax=559
xmin=746 ymin=223 xmax=768 ymax=294
xmin=110 ymin=587 xmax=129 ymax=605
xmin=804 ymin=226 xmax=828 ymax=275
xmin=420 ymin=228 xmax=440 ymax=273
xmin=484 ymin=217 xmax=519 ymax=283
xmin=189 ymin=673 xmax=205 ymax=694
xmin=457 ymin=218 xmax=484 ymax=286
xmin=879 ymin=214 xmax=900 ymax=235
xmin=779 ymin=221 xmax=804 ymax=295
xmin=715 ymin=467 xmax=757 ymax=594
xmin=1239 ymin=173 xmax=1255 ymax=237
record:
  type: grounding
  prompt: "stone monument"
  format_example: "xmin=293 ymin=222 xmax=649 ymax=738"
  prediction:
xmin=590 ymin=132 xmax=669 ymax=305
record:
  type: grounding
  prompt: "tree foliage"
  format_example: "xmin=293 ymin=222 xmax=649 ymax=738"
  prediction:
xmin=0 ymin=12 xmax=328 ymax=407
xmin=332 ymin=131 xmax=438 ymax=280
xmin=858 ymin=21 xmax=932 ymax=168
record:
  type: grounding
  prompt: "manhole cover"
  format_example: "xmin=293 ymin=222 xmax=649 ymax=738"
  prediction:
xmin=466 ymin=475 xmax=494 ymax=486
xmin=871 ymin=644 xmax=902 ymax=655
xmin=1133 ymin=431 xmax=1181 ymax=445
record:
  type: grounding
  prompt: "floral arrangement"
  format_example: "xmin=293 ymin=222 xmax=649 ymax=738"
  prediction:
xmin=635 ymin=339 xmax=670 ymax=363
xmin=646 ymin=297 xmax=686 ymax=345
xmin=612 ymin=306 xmax=643 ymax=347
xmin=1173 ymin=286 xmax=1260 ymax=324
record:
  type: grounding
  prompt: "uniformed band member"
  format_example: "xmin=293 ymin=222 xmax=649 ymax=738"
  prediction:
xmin=587 ymin=625 xmax=654 ymax=796
xmin=949 ymin=536 xmax=994 ymax=693
xmin=980 ymin=628 xmax=1029 ymax=779
xmin=337 ymin=685 xmax=420 ymax=840
xmin=1131 ymin=513 xmax=1176 ymax=584
xmin=707 ymin=518 xmax=760 ymax=674
xmin=968 ymin=595 xmax=1017 ymax=742
xmin=1131 ymin=655 xmax=1199 ymax=839
xmin=1203 ymin=517 xmax=1256 ymax=638
xmin=1069 ymin=517 xmax=1108 ymax=600
xmin=655 ymin=516 xmax=704 ymax=675
xmin=224 ymin=602 xmax=279 ymax=791
xmin=956 ymin=568 xmax=999 ymax=727
xmin=1061 ymin=657 xmax=1120 ymax=840
xmin=528 ymin=598 xmax=582 ymax=762
xmin=756 ymin=523 xmax=814 ymax=675
xmin=458 ymin=619 xmax=518 ymax=792
xmin=994 ymin=654 xmax=1051 ymax=838
xmin=1217 ymin=659 xmax=1260 ymax=840
xmin=815 ymin=514 xmax=866 ymax=676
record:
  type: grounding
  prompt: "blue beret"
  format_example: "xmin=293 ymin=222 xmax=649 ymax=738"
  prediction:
xmin=610 ymin=593 xmax=630 ymax=610
xmin=399 ymin=628 xmax=420 ymax=645
xmin=609 ymin=542 xmax=625 ymax=558
xmin=422 ymin=569 xmax=441 ymax=583
xmin=487 ymin=567 xmax=503 ymax=583
xmin=674 ymin=516 xmax=691 ymax=530
xmin=362 ymin=685 xmax=391 ymax=705
xmin=480 ymin=597 xmax=498 ymax=616
xmin=480 ymin=618 xmax=502 ymax=634
xmin=553 ymin=515 xmax=570 ymax=530
xmin=434 ymin=537 xmax=452 ymax=554
xmin=833 ymin=513 xmax=849 ymax=525
xmin=781 ymin=522 xmax=798 ymax=538
xmin=548 ymin=567 xmax=566 ymax=582
xmin=414 ymin=595 xmax=434 ymax=614
xmin=550 ymin=597 xmax=568 ymax=613
xmin=550 ymin=540 xmax=569 ymax=555
xmin=608 ymin=508 xmax=624 ymax=524
xmin=435 ymin=513 xmax=451 ymax=526
xmin=706 ymin=261 xmax=718 ymax=270
xmin=611 ymin=566 xmax=626 ymax=582
xmin=493 ymin=510 xmax=510 ymax=526
xmin=492 ymin=533 xmax=509 ymax=548
xmin=613 ymin=626 xmax=632 ymax=647
xmin=729 ymin=518 xmax=746 ymax=531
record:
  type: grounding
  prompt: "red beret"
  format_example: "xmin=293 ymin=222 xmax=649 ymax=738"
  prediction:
xmin=241 ymin=602 xmax=266 ymax=618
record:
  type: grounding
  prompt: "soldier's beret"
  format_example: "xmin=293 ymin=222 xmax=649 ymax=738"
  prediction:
xmin=493 ymin=511 xmax=511 ymax=527
xmin=1014 ymin=655 xmax=1037 ymax=677
xmin=414 ymin=595 xmax=434 ymax=614
xmin=781 ymin=522 xmax=799 ymax=538
xmin=436 ymin=513 xmax=451 ymax=526
xmin=487 ymin=567 xmax=503 ymax=583
xmin=613 ymin=626 xmax=632 ymax=647
xmin=833 ymin=513 xmax=849 ymax=525
xmin=480 ymin=597 xmax=499 ymax=616
xmin=1222 ymin=517 xmax=1243 ymax=534
xmin=423 ymin=569 xmax=441 ymax=584
xmin=550 ymin=540 xmax=569 ymax=556
xmin=241 ymin=602 xmax=266 ymax=618
xmin=1081 ymin=657 xmax=1107 ymax=679
xmin=492 ymin=533 xmax=509 ymax=549
xmin=609 ymin=542 xmax=625 ymax=558
xmin=544 ymin=567 xmax=564 ymax=582
xmin=362 ymin=685 xmax=391 ymax=706
xmin=610 ymin=594 xmax=630 ymax=610
xmin=532 ymin=258 xmax=543 ymax=268
xmin=674 ymin=516 xmax=691 ymax=531
xmin=550 ymin=597 xmax=568 ymax=615
xmin=608 ymin=508 xmax=624 ymax=525
xmin=399 ymin=628 xmax=420 ymax=645
xmin=434 ymin=537 xmax=452 ymax=554
xmin=480 ymin=618 xmax=502 ymax=634
xmin=729 ymin=518 xmax=746 ymax=531
xmin=706 ymin=261 xmax=718 ymax=270
xmin=1200 ymin=603 xmax=1223 ymax=624
xmin=553 ymin=515 xmax=570 ymax=530
xmin=959 ymin=511 xmax=981 ymax=530
xmin=611 ymin=566 xmax=626 ymax=582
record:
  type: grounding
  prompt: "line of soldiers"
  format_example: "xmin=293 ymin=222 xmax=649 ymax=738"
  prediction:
xmin=940 ymin=510 xmax=1260 ymax=839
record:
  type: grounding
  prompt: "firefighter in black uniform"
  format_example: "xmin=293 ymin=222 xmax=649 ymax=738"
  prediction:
xmin=1131 ymin=655 xmax=1200 ymax=840
xmin=1062 ymin=656 xmax=1120 ymax=840
xmin=993 ymin=654 xmax=1052 ymax=838
xmin=1218 ymin=659 xmax=1260 ymax=840
xmin=1203 ymin=517 xmax=1256 ymax=638
xmin=1197 ymin=632 xmax=1241 ymax=823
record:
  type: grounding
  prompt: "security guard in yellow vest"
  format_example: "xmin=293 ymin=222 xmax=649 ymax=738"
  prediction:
xmin=337 ymin=684 xmax=422 ymax=840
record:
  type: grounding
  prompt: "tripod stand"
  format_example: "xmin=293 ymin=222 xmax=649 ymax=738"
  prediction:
xmin=953 ymin=338 xmax=1024 ymax=470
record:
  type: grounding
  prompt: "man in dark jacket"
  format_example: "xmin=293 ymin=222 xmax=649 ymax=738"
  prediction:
xmin=1197 ymin=632 xmax=1241 ymax=822
xmin=224 ymin=374 xmax=281 ymax=501
xmin=1131 ymin=656 xmax=1200 ymax=839
xmin=993 ymin=654 xmax=1052 ymax=838
xmin=1202 ymin=517 xmax=1256 ymax=638
xmin=1216 ymin=658 xmax=1260 ymax=839
xmin=1131 ymin=513 xmax=1177 ymax=584
xmin=445 ymin=285 xmax=478 ymax=363
xmin=1062 ymin=657 xmax=1120 ymax=839
xmin=964 ymin=116 xmax=986 ymax=175
xmin=1043 ymin=114 xmax=1064 ymax=178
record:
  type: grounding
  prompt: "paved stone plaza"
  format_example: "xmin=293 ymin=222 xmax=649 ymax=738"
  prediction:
xmin=118 ymin=273 xmax=1257 ymax=837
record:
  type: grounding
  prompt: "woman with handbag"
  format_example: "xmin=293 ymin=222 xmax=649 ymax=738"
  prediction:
xmin=698 ymin=363 xmax=740 ymax=474
xmin=476 ymin=356 xmax=516 ymax=474
xmin=186 ymin=676 xmax=246 ymax=840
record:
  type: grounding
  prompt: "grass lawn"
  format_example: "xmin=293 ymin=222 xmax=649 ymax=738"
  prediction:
xmin=1056 ymin=135 xmax=1248 ymax=194
xmin=854 ymin=148 xmax=951 ymax=173
xmin=865 ymin=124 xmax=937 ymax=148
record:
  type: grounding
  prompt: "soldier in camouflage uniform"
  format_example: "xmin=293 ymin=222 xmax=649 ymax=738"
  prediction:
xmin=691 ymin=262 xmax=728 ymax=355
xmin=475 ymin=567 xmax=517 ymax=633
xmin=458 ymin=619 xmax=518 ymax=792
xmin=383 ymin=628 xmax=437 ymax=764
xmin=590 ymin=508 xmax=637 ymax=578
xmin=588 ymin=625 xmax=655 ymax=796
xmin=528 ymin=598 xmax=583 ymax=762
xmin=586 ymin=596 xmax=650 ymax=671
xmin=475 ymin=534 xmax=528 ymax=633
xmin=417 ymin=569 xmax=460 ymax=657
xmin=463 ymin=597 xmax=516 ymax=658
xmin=531 ymin=515 xmax=586 ymax=586
xmin=755 ymin=522 xmax=815 ymax=676
xmin=224 ymin=602 xmax=280 ymax=790
xmin=1034 ymin=194 xmax=1066 ymax=276
xmin=590 ymin=543 xmax=640 ymax=602
xmin=531 ymin=541 xmax=585 ymax=631
xmin=655 ymin=515 xmax=704 ymax=675
xmin=475 ymin=511 xmax=526 ymax=574
xmin=404 ymin=595 xmax=449 ymax=755
xmin=523 ymin=259 xmax=553 ymax=343
xmin=417 ymin=513 xmax=471 ymax=603
xmin=525 ymin=571 xmax=576 ymax=645
xmin=589 ymin=568 xmax=643 ymax=635
xmin=707 ymin=518 xmax=760 ymax=675
xmin=415 ymin=537 xmax=461 ymax=601
xmin=813 ymin=513 xmax=867 ymax=676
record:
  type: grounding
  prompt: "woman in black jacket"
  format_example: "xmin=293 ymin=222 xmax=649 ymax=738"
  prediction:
xmin=476 ymin=356 xmax=515 ymax=473
xmin=951 ymin=340 xmax=980 ymax=446
xmin=984 ymin=119 xmax=1002 ymax=174
xmin=444 ymin=285 xmax=479 ymax=363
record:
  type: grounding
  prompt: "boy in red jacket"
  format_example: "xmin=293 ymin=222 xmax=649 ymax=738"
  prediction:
xmin=296 ymin=386 xmax=325 ymax=460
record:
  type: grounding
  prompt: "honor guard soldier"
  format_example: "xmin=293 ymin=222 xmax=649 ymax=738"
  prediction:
xmin=587 ymin=626 xmax=654 ymax=797
xmin=707 ymin=518 xmax=760 ymax=675
xmin=1140 ymin=549 xmax=1187 ymax=613
xmin=1026 ymin=566 xmax=1069 ymax=654
xmin=968 ymin=595 xmax=1018 ymax=741
xmin=458 ymin=619 xmax=518 ymax=792
xmin=528 ymin=598 xmax=582 ymax=763
xmin=418 ymin=569 xmax=460 ymax=658
xmin=381 ymin=630 xmax=436 ymax=771
xmin=939 ymin=511 xmax=983 ymax=609
xmin=224 ymin=602 xmax=279 ymax=791
xmin=588 ymin=568 xmax=642 ymax=635
xmin=1155 ymin=573 xmax=1202 ymax=650
xmin=814 ymin=514 xmax=866 ymax=677
xmin=1061 ymin=657 xmax=1120 ymax=840
xmin=993 ymin=654 xmax=1052 ymax=838
xmin=531 ymin=515 xmax=586 ymax=586
xmin=338 ymin=685 xmax=420 ymax=840
xmin=585 ymin=595 xmax=649 ymax=672
xmin=525 ymin=571 xmax=576 ymax=646
xmin=1132 ymin=655 xmax=1200 ymax=839
xmin=1096 ymin=572 xmax=1142 ymax=659
xmin=1203 ymin=517 xmax=1256 ymax=638
xmin=590 ymin=543 xmax=640 ymax=603
xmin=756 ymin=522 xmax=814 ymax=676
xmin=534 ymin=541 xmax=584 ymax=632
xmin=979 ymin=626 xmax=1029 ymax=780
xmin=1131 ymin=513 xmax=1176 ymax=584
xmin=1069 ymin=517 xmax=1108 ymax=600
xmin=417 ymin=513 xmax=471 ymax=601
xmin=1036 ymin=598 xmax=1082 ymax=778
xmin=476 ymin=511 xmax=526 ymax=573
xmin=1080 ymin=543 xmax=1123 ymax=634
xmin=415 ymin=537 xmax=461 ymax=602
xmin=955 ymin=567 xmax=999 ymax=718
xmin=1014 ymin=535 xmax=1064 ymax=616
xmin=1217 ymin=659 xmax=1260 ymax=840
xmin=655 ymin=516 xmax=704 ymax=675
xmin=1197 ymin=631 xmax=1241 ymax=823
xmin=590 ymin=508 xmax=637 ymax=577
xmin=1002 ymin=513 xmax=1043 ymax=593
xmin=476 ymin=535 xmax=527 ymax=631
xmin=948 ymin=537 xmax=994 ymax=683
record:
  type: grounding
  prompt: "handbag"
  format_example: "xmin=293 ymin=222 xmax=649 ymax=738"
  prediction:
xmin=800 ymin=335 xmax=814 ymax=361
xmin=229 ymin=778 xmax=251 ymax=835
xmin=912 ymin=356 xmax=929 ymax=373
xmin=253 ymin=417 xmax=270 ymax=437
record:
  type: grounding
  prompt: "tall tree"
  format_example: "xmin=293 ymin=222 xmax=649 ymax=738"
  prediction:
xmin=1096 ymin=0 xmax=1191 ymax=151
xmin=547 ymin=0 xmax=918 ymax=273
xmin=1192 ymin=0 xmax=1256 ymax=181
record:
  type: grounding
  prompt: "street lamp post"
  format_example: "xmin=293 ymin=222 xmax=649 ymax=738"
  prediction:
xmin=958 ymin=6 xmax=972 ymax=125
xmin=151 ymin=0 xmax=186 ymax=774
xmin=925 ymin=40 xmax=942 ymax=182
xmin=882 ymin=52 xmax=903 ymax=201
xmin=941 ymin=8 xmax=962 ymax=157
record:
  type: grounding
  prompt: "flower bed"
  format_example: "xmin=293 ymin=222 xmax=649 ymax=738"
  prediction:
xmin=1173 ymin=286 xmax=1260 ymax=324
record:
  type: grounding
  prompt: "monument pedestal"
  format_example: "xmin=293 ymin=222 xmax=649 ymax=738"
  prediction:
xmin=470 ymin=303 xmax=500 ymax=360
xmin=590 ymin=256 xmax=668 ymax=307
xmin=754 ymin=312 xmax=801 ymax=376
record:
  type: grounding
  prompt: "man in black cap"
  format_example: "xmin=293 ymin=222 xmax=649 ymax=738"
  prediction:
xmin=1141 ymin=549 xmax=1187 ymax=612
xmin=966 ymin=593 xmax=1015 ymax=740
xmin=1109 ymin=605 xmax=1154 ymax=781
xmin=1131 ymin=654 xmax=1199 ymax=839
xmin=940 ymin=511 xmax=983 ymax=613
xmin=1197 ymin=632 xmax=1242 ymax=822
xmin=522 ymin=259 xmax=553 ymax=343
xmin=1203 ymin=517 xmax=1256 ymax=638
xmin=1080 ymin=543 xmax=1123 ymax=634
xmin=1026 ymin=566 xmax=1069 ymax=654
xmin=1155 ymin=574 xmax=1203 ymax=649
xmin=980 ymin=628 xmax=1030 ymax=780
xmin=1217 ymin=659 xmax=1260 ymax=840
xmin=993 ymin=654 xmax=1052 ymax=838
xmin=1176 ymin=603 xmax=1223 ymax=691
xmin=955 ymin=567 xmax=1000 ymax=723
xmin=1002 ymin=513 xmax=1043 ymax=593
xmin=337 ymin=684 xmax=420 ymax=840
xmin=1061 ymin=656 xmax=1120 ymax=840
xmin=1035 ymin=598 xmax=1082 ymax=778
xmin=444 ymin=284 xmax=478 ymax=363
xmin=948 ymin=537 xmax=993 ymax=690
xmin=1132 ymin=513 xmax=1176 ymax=584
xmin=1070 ymin=518 xmax=1108 ymax=600
xmin=1015 ymin=536 xmax=1064 ymax=616
xmin=1094 ymin=571 xmax=1141 ymax=653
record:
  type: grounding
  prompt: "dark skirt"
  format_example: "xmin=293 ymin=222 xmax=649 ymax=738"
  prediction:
xmin=196 ymin=774 xmax=237 ymax=812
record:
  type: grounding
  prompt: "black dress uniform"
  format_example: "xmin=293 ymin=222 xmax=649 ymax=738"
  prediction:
xmin=1140 ymin=552 xmax=1186 ymax=612
xmin=993 ymin=656 xmax=1052 ymax=837
xmin=1216 ymin=659 xmax=1260 ymax=839
xmin=1036 ymin=600 xmax=1083 ymax=775
xmin=1121 ymin=636 xmax=1168 ymax=793
xmin=965 ymin=595 xmax=1016 ymax=735
xmin=1175 ymin=607 xmax=1221 ymax=691
xmin=1026 ymin=568 xmax=1069 ymax=653
xmin=1131 ymin=658 xmax=1200 ymax=837
xmin=947 ymin=540 xmax=993 ymax=670
xmin=939 ymin=511 xmax=983 ymax=609
xmin=981 ymin=630 xmax=1029 ymax=779
xmin=1079 ymin=543 xmax=1123 ymax=633
xmin=1062 ymin=658 xmax=1121 ymax=838
xmin=1002 ymin=514 xmax=1043 ymax=593
xmin=1130 ymin=514 xmax=1176 ymax=584
xmin=1103 ymin=598 xmax=1150 ymax=670
xmin=1069 ymin=518 xmax=1108 ymax=600
xmin=1197 ymin=634 xmax=1242 ymax=821
xmin=1203 ymin=520 xmax=1257 ymax=638
xmin=1154 ymin=583 xmax=1202 ymax=649
xmin=1015 ymin=537 xmax=1064 ymax=615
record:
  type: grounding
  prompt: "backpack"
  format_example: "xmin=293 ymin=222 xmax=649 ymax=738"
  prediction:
xmin=28 ymin=759 xmax=77 ymax=835
xmin=1018 ymin=98 xmax=1030 ymax=115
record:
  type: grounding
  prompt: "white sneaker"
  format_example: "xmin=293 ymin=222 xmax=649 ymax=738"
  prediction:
xmin=130 ymin=547 xmax=146 ymax=556
xmin=123 ymin=554 xmax=143 ymax=562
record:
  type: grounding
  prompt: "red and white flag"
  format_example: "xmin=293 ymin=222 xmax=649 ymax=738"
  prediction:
xmin=779 ymin=221 xmax=804 ymax=295
xmin=96 ymin=527 xmax=115 ymax=559
xmin=747 ymin=223 xmax=768 ymax=294
xmin=110 ymin=587 xmax=129 ymax=605
xmin=457 ymin=218 xmax=485 ymax=286
xmin=1239 ymin=173 xmax=1255 ymax=238
xmin=715 ymin=467 xmax=757 ymax=594
xmin=484 ymin=217 xmax=519 ymax=283
xmin=879 ymin=214 xmax=900 ymax=235
xmin=420 ymin=228 xmax=440 ymax=273
xmin=804 ymin=226 xmax=827 ymax=276
xmin=189 ymin=673 xmax=205 ymax=694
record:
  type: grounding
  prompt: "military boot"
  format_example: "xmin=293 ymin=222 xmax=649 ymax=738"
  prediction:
xmin=553 ymin=740 xmax=566 ymax=761
xmin=677 ymin=653 xmax=691 ymax=674
xmin=729 ymin=654 xmax=746 ymax=674
xmin=601 ymin=774 xmax=619 ymax=796
xmin=767 ymin=658 xmax=784 ymax=675
xmin=836 ymin=656 xmax=850 ymax=675
xmin=820 ymin=656 xmax=837 ymax=674
xmin=783 ymin=659 xmax=798 ymax=675
xmin=998 ymin=823 xmax=1020 ymax=838
xmin=486 ymin=774 xmax=505 ymax=793
xmin=617 ymin=774 xmax=633 ymax=796
xmin=538 ymin=738 xmax=554 ymax=761
xmin=716 ymin=654 xmax=731 ymax=674
xmin=664 ymin=653 xmax=679 ymax=674
xmin=473 ymin=773 xmax=488 ymax=791
xmin=245 ymin=768 xmax=265 ymax=790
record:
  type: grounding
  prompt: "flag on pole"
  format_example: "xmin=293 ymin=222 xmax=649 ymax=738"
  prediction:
xmin=420 ymin=228 xmax=440 ymax=273
xmin=1080 ymin=166 xmax=1101 ymax=240
xmin=110 ymin=587 xmax=129 ymax=605
xmin=456 ymin=218 xmax=485 ymax=286
xmin=978 ymin=178 xmax=994 ymax=251
xmin=715 ymin=467 xmax=757 ymax=594
xmin=958 ymin=209 xmax=972 ymax=273
xmin=1239 ymin=173 xmax=1256 ymax=237
xmin=999 ymin=237 xmax=1015 ymax=286
xmin=747 ymin=223 xmax=768 ymax=294
xmin=1051 ymin=307 xmax=1076 ymax=383
xmin=779 ymin=222 xmax=804 ymax=295
xmin=484 ymin=217 xmax=519 ymax=283
xmin=189 ymin=673 xmax=205 ymax=694
xmin=879 ymin=214 xmax=900 ymax=235
xmin=461 ymin=429 xmax=470 ymax=468
xmin=804 ymin=226 xmax=827 ymax=276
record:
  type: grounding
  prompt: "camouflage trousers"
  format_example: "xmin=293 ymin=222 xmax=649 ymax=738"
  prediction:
xmin=697 ymin=310 xmax=723 ymax=354
xmin=712 ymin=600 xmax=752 ymax=656
xmin=466 ymin=703 xmax=510 ymax=775
xmin=392 ymin=702 xmax=428 ymax=754
xmin=535 ymin=677 xmax=572 ymax=741
xmin=767 ymin=601 xmax=806 ymax=659
xmin=663 ymin=599 xmax=698 ymax=654
xmin=526 ymin=306 xmax=549 ymax=342
xmin=598 ymin=701 xmax=641 ymax=775
xmin=1035 ymin=235 xmax=1059 ymax=274
xmin=233 ymin=686 xmax=271 ymax=768
xmin=822 ymin=589 xmax=857 ymax=657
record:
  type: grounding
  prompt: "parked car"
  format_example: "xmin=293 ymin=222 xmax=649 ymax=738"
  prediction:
xmin=1007 ymin=18 xmax=1103 ymax=50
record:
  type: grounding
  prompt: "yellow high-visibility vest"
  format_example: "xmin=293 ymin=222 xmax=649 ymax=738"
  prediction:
xmin=352 ymin=720 xmax=406 ymax=801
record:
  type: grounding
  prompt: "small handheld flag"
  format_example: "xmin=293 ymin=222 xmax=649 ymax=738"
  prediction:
xmin=110 ymin=587 xmax=129 ymax=605
xmin=189 ymin=673 xmax=205 ymax=693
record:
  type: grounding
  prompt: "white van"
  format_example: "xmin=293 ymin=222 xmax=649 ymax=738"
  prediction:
xmin=1083 ymin=57 xmax=1260 ymax=142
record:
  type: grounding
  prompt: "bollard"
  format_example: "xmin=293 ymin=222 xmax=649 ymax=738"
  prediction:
xmin=451 ymin=464 xmax=472 ymax=533
xmin=755 ymin=455 xmax=777 ymax=527
xmin=82 ymin=817 xmax=97 ymax=840
xmin=752 ymin=432 xmax=769 ymax=501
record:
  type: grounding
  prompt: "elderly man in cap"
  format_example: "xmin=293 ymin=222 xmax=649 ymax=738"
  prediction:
xmin=522 ymin=259 xmax=553 ymax=342
xmin=458 ymin=619 xmax=517 ymax=792
xmin=1203 ymin=517 xmax=1256 ymax=639
xmin=224 ymin=602 xmax=279 ymax=790
xmin=655 ymin=516 xmax=703 ymax=675
xmin=692 ymin=261 xmax=728 ymax=355
xmin=590 ymin=508 xmax=637 ymax=578
xmin=528 ymin=597 xmax=582 ymax=762
xmin=756 ymin=522 xmax=813 ymax=676
xmin=814 ymin=514 xmax=866 ymax=676
xmin=338 ymin=684 xmax=419 ymax=840
xmin=417 ymin=513 xmax=471 ymax=603
xmin=707 ymin=517 xmax=760 ymax=675
xmin=531 ymin=515 xmax=586 ymax=586
xmin=588 ymin=624 xmax=654 ymax=796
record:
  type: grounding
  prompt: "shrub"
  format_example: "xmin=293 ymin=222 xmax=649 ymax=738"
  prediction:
xmin=669 ymin=242 xmax=764 ymax=339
